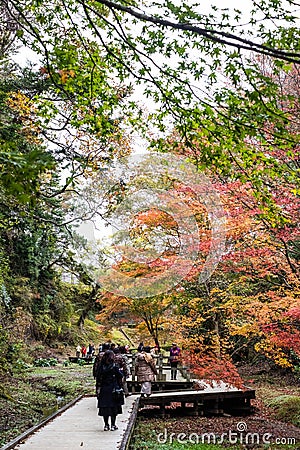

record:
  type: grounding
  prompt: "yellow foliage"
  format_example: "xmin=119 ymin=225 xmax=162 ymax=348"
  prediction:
xmin=229 ymin=322 xmax=261 ymax=337
xmin=6 ymin=91 xmax=41 ymax=143
xmin=255 ymin=341 xmax=292 ymax=368
xmin=58 ymin=69 xmax=76 ymax=83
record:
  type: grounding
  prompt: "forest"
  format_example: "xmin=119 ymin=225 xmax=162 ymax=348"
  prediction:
xmin=0 ymin=0 xmax=299 ymax=443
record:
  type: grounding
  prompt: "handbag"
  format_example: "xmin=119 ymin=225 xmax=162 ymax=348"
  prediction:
xmin=112 ymin=386 xmax=124 ymax=404
xmin=112 ymin=369 xmax=125 ymax=404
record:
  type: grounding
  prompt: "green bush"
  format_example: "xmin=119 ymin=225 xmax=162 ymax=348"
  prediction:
xmin=13 ymin=359 xmax=31 ymax=372
xmin=268 ymin=395 xmax=300 ymax=426
xmin=33 ymin=357 xmax=58 ymax=367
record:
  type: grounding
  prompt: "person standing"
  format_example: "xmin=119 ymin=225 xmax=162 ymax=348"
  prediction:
xmin=118 ymin=346 xmax=131 ymax=397
xmin=96 ymin=350 xmax=124 ymax=431
xmin=76 ymin=344 xmax=81 ymax=358
xmin=93 ymin=343 xmax=110 ymax=395
xmin=87 ymin=342 xmax=95 ymax=358
xmin=135 ymin=346 xmax=157 ymax=397
xmin=137 ymin=342 xmax=144 ymax=352
xmin=169 ymin=343 xmax=181 ymax=380
xmin=81 ymin=345 xmax=87 ymax=358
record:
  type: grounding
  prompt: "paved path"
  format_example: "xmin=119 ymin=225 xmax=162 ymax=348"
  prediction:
xmin=14 ymin=396 xmax=138 ymax=450
xmin=12 ymin=364 xmax=187 ymax=450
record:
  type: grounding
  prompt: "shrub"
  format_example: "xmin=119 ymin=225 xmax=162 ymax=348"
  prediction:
xmin=13 ymin=359 xmax=31 ymax=372
xmin=33 ymin=357 xmax=58 ymax=367
xmin=268 ymin=395 xmax=300 ymax=426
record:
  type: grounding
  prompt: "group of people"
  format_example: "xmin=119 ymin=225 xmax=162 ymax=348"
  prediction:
xmin=75 ymin=343 xmax=95 ymax=358
xmin=93 ymin=341 xmax=181 ymax=431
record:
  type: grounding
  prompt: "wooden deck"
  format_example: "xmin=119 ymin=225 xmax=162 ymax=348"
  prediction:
xmin=139 ymin=384 xmax=255 ymax=416
xmin=68 ymin=356 xmax=94 ymax=364
xmin=4 ymin=389 xmax=255 ymax=449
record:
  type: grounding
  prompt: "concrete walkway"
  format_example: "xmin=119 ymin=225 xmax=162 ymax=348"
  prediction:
xmin=14 ymin=395 xmax=138 ymax=450
xmin=11 ymin=364 xmax=187 ymax=450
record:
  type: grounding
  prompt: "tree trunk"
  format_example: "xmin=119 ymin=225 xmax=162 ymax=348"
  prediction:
xmin=77 ymin=284 xmax=101 ymax=329
xmin=213 ymin=314 xmax=221 ymax=358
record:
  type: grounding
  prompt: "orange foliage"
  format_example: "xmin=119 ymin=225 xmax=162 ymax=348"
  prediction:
xmin=183 ymin=352 xmax=244 ymax=389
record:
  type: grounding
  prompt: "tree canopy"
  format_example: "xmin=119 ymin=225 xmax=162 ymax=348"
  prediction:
xmin=0 ymin=0 xmax=297 ymax=216
xmin=3 ymin=1 xmax=300 ymax=137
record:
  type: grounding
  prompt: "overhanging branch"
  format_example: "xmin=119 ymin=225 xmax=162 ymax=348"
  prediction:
xmin=96 ymin=0 xmax=300 ymax=64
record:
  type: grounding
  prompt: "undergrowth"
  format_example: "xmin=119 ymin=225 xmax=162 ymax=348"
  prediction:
xmin=268 ymin=395 xmax=300 ymax=427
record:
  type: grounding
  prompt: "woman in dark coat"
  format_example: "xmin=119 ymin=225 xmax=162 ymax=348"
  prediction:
xmin=96 ymin=350 xmax=124 ymax=431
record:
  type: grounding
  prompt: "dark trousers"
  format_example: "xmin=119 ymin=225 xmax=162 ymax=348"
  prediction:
xmin=103 ymin=415 xmax=116 ymax=426
xmin=170 ymin=362 xmax=178 ymax=380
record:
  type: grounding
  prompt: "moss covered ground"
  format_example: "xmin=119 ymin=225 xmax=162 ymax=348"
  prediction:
xmin=0 ymin=362 xmax=94 ymax=446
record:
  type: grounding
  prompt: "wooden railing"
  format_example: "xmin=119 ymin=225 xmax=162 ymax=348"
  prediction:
xmin=127 ymin=353 xmax=190 ymax=381
xmin=119 ymin=397 xmax=140 ymax=450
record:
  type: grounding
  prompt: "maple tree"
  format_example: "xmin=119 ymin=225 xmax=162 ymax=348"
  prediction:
xmin=96 ymin=290 xmax=174 ymax=349
xmin=165 ymin=59 xmax=299 ymax=367
xmin=98 ymin=133 xmax=299 ymax=377
xmin=169 ymin=66 xmax=300 ymax=368
xmin=167 ymin=183 xmax=298 ymax=383
xmin=93 ymin=158 xmax=218 ymax=350
xmin=94 ymin=129 xmax=299 ymax=379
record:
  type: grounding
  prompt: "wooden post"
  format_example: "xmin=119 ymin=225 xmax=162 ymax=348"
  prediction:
xmin=157 ymin=354 xmax=164 ymax=381
xmin=131 ymin=354 xmax=136 ymax=381
xmin=160 ymin=400 xmax=166 ymax=417
xmin=185 ymin=365 xmax=191 ymax=381
xmin=131 ymin=354 xmax=136 ymax=393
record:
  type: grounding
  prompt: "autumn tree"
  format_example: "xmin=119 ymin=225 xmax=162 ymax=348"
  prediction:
xmin=168 ymin=55 xmax=300 ymax=369
xmin=97 ymin=290 xmax=174 ymax=350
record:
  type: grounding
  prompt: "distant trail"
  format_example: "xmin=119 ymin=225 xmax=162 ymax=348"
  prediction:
xmin=119 ymin=327 xmax=135 ymax=346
